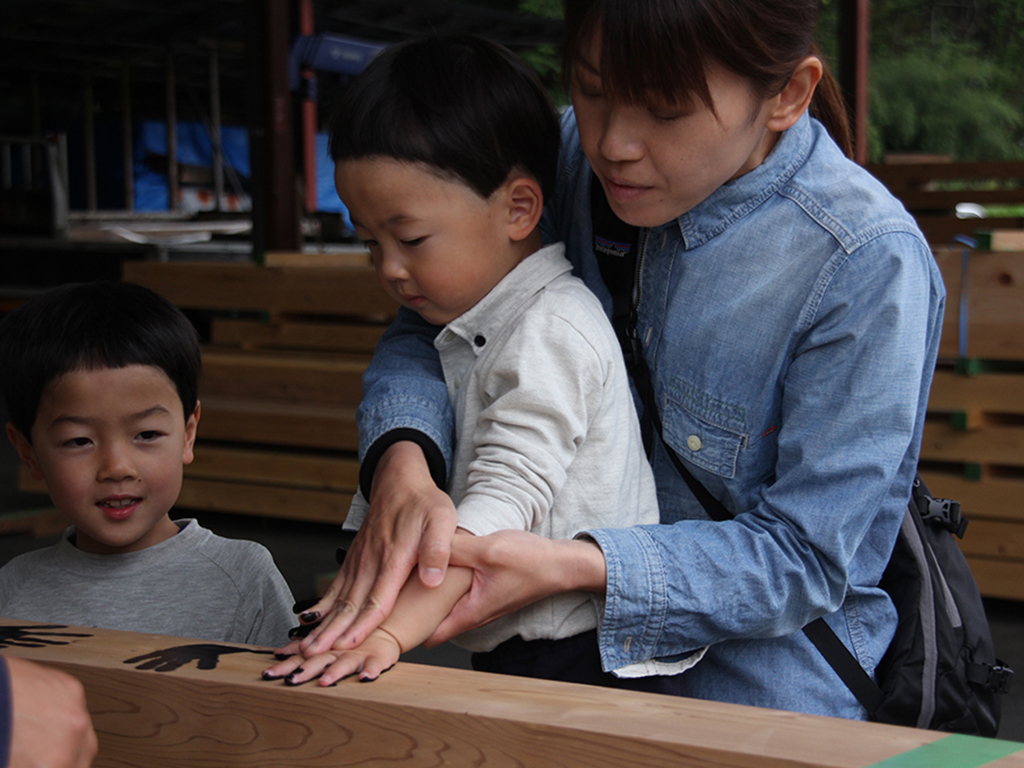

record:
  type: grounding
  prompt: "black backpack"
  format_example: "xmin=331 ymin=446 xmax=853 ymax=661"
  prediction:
xmin=589 ymin=178 xmax=1014 ymax=734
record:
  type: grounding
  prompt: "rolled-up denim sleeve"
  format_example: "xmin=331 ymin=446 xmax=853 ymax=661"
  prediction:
xmin=356 ymin=307 xmax=455 ymax=496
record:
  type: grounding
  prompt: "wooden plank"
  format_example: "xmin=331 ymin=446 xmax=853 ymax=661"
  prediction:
xmin=928 ymin=369 xmax=1024 ymax=414
xmin=977 ymin=229 xmax=1024 ymax=252
xmin=0 ymin=506 xmax=66 ymax=537
xmin=0 ymin=619 xmax=976 ymax=768
xmin=956 ymin=518 xmax=1024 ymax=560
xmin=211 ymin=318 xmax=386 ymax=354
xmin=915 ymin=217 xmax=1023 ymax=247
xmin=920 ymin=469 xmax=1024 ymax=524
xmin=123 ymin=261 xmax=398 ymax=319
xmin=920 ymin=421 xmax=1024 ymax=466
xmin=201 ymin=348 xmax=368 ymax=408
xmin=197 ymin=397 xmax=359 ymax=451
xmin=188 ymin=445 xmax=359 ymax=491
xmin=176 ymin=477 xmax=353 ymax=523
xmin=263 ymin=248 xmax=371 ymax=267
xmin=932 ymin=247 xmax=962 ymax=359
xmin=867 ymin=160 xmax=1024 ymax=193
xmin=966 ymin=556 xmax=1024 ymax=602
xmin=931 ymin=247 xmax=1024 ymax=360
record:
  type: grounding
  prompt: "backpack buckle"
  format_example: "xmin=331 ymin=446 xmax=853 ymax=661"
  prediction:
xmin=922 ymin=497 xmax=968 ymax=538
xmin=985 ymin=664 xmax=1014 ymax=695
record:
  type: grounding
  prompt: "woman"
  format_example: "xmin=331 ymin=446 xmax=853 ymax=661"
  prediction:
xmin=290 ymin=0 xmax=945 ymax=719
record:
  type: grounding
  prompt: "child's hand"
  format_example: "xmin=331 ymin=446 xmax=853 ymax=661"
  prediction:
xmin=262 ymin=628 xmax=402 ymax=687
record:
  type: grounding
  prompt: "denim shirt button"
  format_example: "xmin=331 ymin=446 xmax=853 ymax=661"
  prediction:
xmin=686 ymin=434 xmax=703 ymax=452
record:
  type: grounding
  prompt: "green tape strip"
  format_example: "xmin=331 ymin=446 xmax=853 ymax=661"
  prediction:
xmin=869 ymin=734 xmax=1024 ymax=768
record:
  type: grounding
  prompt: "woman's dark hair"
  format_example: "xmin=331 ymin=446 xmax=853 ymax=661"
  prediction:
xmin=0 ymin=281 xmax=202 ymax=441
xmin=328 ymin=34 xmax=561 ymax=200
xmin=562 ymin=0 xmax=853 ymax=158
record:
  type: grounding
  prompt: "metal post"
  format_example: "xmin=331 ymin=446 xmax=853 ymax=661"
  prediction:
xmin=265 ymin=0 xmax=300 ymax=250
xmin=83 ymin=76 xmax=97 ymax=210
xmin=300 ymin=0 xmax=317 ymax=214
xmin=122 ymin=63 xmax=134 ymax=211
xmin=165 ymin=51 xmax=179 ymax=211
xmin=209 ymin=46 xmax=225 ymax=212
xmin=1 ymin=143 xmax=10 ymax=190
xmin=838 ymin=0 xmax=870 ymax=165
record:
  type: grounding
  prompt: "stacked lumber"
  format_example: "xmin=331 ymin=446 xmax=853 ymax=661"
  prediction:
xmin=923 ymin=240 xmax=1024 ymax=600
xmin=867 ymin=160 xmax=1024 ymax=245
xmin=5 ymin=618 xmax=1011 ymax=768
xmin=116 ymin=257 xmax=395 ymax=524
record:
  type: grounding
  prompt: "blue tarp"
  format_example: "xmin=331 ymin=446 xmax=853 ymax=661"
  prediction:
xmin=135 ymin=119 xmax=352 ymax=229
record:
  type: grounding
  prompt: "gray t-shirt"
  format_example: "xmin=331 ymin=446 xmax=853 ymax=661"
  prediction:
xmin=0 ymin=519 xmax=296 ymax=647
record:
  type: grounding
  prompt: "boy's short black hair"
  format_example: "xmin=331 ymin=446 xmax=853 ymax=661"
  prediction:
xmin=0 ymin=281 xmax=201 ymax=441
xmin=328 ymin=34 xmax=561 ymax=201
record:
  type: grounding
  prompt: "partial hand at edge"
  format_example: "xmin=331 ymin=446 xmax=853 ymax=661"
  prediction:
xmin=7 ymin=656 xmax=97 ymax=768
xmin=424 ymin=531 xmax=608 ymax=647
xmin=287 ymin=441 xmax=458 ymax=657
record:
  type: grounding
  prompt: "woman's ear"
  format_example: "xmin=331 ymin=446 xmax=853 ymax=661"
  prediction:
xmin=765 ymin=56 xmax=823 ymax=133
xmin=6 ymin=423 xmax=44 ymax=481
xmin=504 ymin=176 xmax=544 ymax=242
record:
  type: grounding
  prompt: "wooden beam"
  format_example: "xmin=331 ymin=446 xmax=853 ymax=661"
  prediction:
xmin=1 ymin=619 xmax=996 ymax=768
xmin=920 ymin=470 xmax=1024 ymax=524
xmin=197 ymin=397 xmax=359 ymax=451
xmin=210 ymin=318 xmax=386 ymax=354
xmin=122 ymin=261 xmax=398 ymax=320
xmin=928 ymin=369 xmax=1024 ymax=414
xmin=201 ymin=349 xmax=367 ymax=408
xmin=176 ymin=477 xmax=352 ymax=523
xmin=188 ymin=444 xmax=359 ymax=492
xmin=965 ymin=557 xmax=1024 ymax=602
xmin=920 ymin=421 xmax=1024 ymax=467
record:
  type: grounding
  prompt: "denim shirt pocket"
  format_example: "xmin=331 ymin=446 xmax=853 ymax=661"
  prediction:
xmin=661 ymin=379 xmax=747 ymax=479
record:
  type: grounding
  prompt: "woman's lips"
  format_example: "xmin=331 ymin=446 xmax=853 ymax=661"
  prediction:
xmin=603 ymin=176 xmax=651 ymax=203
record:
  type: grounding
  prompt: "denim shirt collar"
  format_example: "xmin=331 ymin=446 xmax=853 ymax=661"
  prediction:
xmin=438 ymin=242 xmax=569 ymax=355
xmin=676 ymin=112 xmax=813 ymax=250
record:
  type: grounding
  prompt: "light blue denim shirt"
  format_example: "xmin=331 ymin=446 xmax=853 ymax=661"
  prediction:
xmin=357 ymin=109 xmax=945 ymax=719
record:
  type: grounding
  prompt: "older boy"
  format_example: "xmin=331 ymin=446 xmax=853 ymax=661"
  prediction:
xmin=0 ymin=281 xmax=295 ymax=646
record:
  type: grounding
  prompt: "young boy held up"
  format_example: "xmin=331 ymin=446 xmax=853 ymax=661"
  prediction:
xmin=0 ymin=281 xmax=296 ymax=647
xmin=264 ymin=34 xmax=703 ymax=693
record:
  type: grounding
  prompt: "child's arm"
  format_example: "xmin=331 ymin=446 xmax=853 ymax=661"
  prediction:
xmin=263 ymin=536 xmax=473 ymax=686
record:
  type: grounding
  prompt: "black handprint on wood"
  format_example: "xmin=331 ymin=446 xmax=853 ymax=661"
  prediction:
xmin=0 ymin=624 xmax=92 ymax=649
xmin=124 ymin=644 xmax=272 ymax=672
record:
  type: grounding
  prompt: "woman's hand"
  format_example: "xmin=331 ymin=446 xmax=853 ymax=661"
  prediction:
xmin=281 ymin=441 xmax=458 ymax=658
xmin=424 ymin=531 xmax=608 ymax=646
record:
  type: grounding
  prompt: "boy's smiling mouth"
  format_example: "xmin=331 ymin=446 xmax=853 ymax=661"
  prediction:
xmin=98 ymin=496 xmax=143 ymax=519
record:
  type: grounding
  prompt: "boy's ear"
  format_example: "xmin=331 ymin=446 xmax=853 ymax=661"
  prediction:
xmin=765 ymin=56 xmax=823 ymax=133
xmin=504 ymin=176 xmax=544 ymax=242
xmin=6 ymin=423 xmax=44 ymax=482
xmin=182 ymin=401 xmax=200 ymax=465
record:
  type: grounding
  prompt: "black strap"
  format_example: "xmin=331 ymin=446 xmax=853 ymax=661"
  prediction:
xmin=590 ymin=177 xmax=886 ymax=716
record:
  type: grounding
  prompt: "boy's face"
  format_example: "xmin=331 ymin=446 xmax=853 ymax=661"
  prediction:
xmin=6 ymin=364 xmax=199 ymax=555
xmin=336 ymin=158 xmax=526 ymax=326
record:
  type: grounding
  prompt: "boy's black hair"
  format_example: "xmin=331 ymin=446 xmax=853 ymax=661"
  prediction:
xmin=0 ymin=281 xmax=202 ymax=442
xmin=328 ymin=34 xmax=561 ymax=201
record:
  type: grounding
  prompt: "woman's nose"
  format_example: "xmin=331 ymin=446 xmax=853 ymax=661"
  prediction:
xmin=599 ymin=106 xmax=645 ymax=163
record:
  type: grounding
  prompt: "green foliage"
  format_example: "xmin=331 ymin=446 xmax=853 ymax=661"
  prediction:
xmin=515 ymin=0 xmax=567 ymax=107
xmin=818 ymin=0 xmax=1024 ymax=162
xmin=869 ymin=42 xmax=1024 ymax=162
